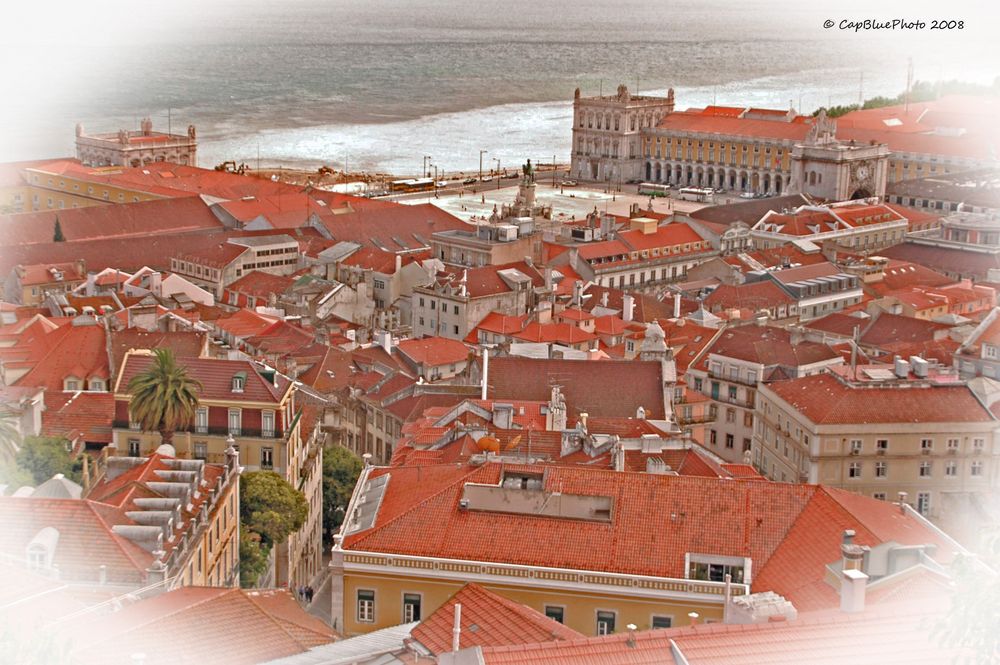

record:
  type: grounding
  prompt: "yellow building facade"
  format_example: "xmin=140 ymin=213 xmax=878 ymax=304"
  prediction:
xmin=331 ymin=549 xmax=735 ymax=637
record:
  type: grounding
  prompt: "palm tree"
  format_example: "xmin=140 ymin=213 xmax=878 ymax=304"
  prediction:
xmin=127 ymin=349 xmax=202 ymax=448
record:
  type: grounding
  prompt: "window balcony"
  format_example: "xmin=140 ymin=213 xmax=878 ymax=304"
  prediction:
xmin=112 ymin=422 xmax=284 ymax=439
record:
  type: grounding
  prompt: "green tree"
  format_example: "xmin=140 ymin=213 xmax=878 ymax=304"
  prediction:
xmin=53 ymin=216 xmax=65 ymax=242
xmin=126 ymin=348 xmax=202 ymax=447
xmin=323 ymin=445 xmax=363 ymax=545
xmin=238 ymin=529 xmax=270 ymax=588
xmin=241 ymin=470 xmax=308 ymax=547
xmin=14 ymin=435 xmax=81 ymax=485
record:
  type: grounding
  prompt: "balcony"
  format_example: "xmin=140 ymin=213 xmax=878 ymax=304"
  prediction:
xmin=112 ymin=422 xmax=284 ymax=439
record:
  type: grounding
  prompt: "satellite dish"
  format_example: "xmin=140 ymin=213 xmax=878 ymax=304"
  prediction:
xmin=506 ymin=435 xmax=522 ymax=450
xmin=477 ymin=436 xmax=501 ymax=454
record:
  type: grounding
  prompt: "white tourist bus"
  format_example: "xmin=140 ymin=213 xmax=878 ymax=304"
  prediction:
xmin=678 ymin=187 xmax=714 ymax=202
xmin=638 ymin=182 xmax=670 ymax=197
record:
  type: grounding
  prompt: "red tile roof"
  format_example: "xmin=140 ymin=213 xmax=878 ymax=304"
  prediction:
xmin=42 ymin=391 xmax=115 ymax=443
xmin=14 ymin=323 xmax=109 ymax=392
xmin=108 ymin=329 xmax=208 ymax=377
xmin=115 ymin=351 xmax=289 ymax=403
xmin=344 ymin=462 xmax=956 ymax=614
xmin=17 ymin=261 xmax=87 ymax=287
xmin=881 ymin=242 xmax=1000 ymax=280
xmin=656 ymin=109 xmax=814 ymax=141
xmin=696 ymin=325 xmax=840 ymax=369
xmin=339 ymin=246 xmax=406 ymax=274
xmin=0 ymin=197 xmax=224 ymax=246
xmin=411 ymin=583 xmax=583 ymax=655
xmin=858 ymin=311 xmax=951 ymax=347
xmin=70 ymin=587 xmax=335 ymax=665
xmin=513 ymin=322 xmax=599 ymax=345
xmin=225 ymin=270 xmax=296 ymax=299
xmin=396 ymin=337 xmax=471 ymax=367
xmin=705 ymin=282 xmax=795 ymax=312
xmin=764 ymin=372 xmax=993 ymax=425
xmin=487 ymin=357 xmax=667 ymax=419
xmin=213 ymin=308 xmax=281 ymax=340
xmin=0 ymin=497 xmax=152 ymax=585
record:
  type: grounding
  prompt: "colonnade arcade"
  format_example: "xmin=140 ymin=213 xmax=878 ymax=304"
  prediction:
xmin=643 ymin=161 xmax=790 ymax=195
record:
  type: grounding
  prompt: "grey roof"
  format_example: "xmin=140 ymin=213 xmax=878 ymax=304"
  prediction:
xmin=261 ymin=622 xmax=418 ymax=665
xmin=228 ymin=234 xmax=297 ymax=247
xmin=32 ymin=474 xmax=83 ymax=499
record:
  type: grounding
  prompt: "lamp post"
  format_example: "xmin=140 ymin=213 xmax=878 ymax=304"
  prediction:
xmin=493 ymin=158 xmax=501 ymax=190
xmin=479 ymin=149 xmax=488 ymax=184
xmin=423 ymin=155 xmax=432 ymax=178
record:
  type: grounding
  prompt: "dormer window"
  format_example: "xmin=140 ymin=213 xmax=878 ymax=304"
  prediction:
xmin=88 ymin=379 xmax=105 ymax=392
xmin=232 ymin=372 xmax=246 ymax=393
xmin=27 ymin=545 xmax=47 ymax=570
xmin=64 ymin=377 xmax=81 ymax=391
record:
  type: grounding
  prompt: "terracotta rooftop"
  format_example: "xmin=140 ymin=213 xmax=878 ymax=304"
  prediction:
xmin=396 ymin=336 xmax=471 ymax=367
xmin=411 ymin=583 xmax=583 ymax=655
xmin=0 ymin=197 xmax=224 ymax=246
xmin=343 ymin=461 xmax=957 ymax=614
xmin=71 ymin=586 xmax=335 ymax=665
xmin=705 ymin=282 xmax=795 ymax=312
xmin=763 ymin=372 xmax=993 ymax=425
xmin=115 ymin=351 xmax=289 ymax=403
xmin=0 ymin=497 xmax=152 ymax=585
xmin=487 ymin=357 xmax=667 ymax=419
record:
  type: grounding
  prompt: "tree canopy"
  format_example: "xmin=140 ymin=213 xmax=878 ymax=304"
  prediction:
xmin=53 ymin=217 xmax=65 ymax=242
xmin=14 ymin=436 xmax=81 ymax=485
xmin=322 ymin=444 xmax=363 ymax=544
xmin=241 ymin=470 xmax=308 ymax=547
xmin=126 ymin=348 xmax=201 ymax=446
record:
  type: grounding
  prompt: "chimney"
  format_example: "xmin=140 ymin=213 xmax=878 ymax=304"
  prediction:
xmin=893 ymin=356 xmax=909 ymax=379
xmin=623 ymin=294 xmax=635 ymax=322
xmin=452 ymin=603 xmax=462 ymax=652
xmin=394 ymin=253 xmax=402 ymax=273
xmin=481 ymin=348 xmax=489 ymax=401
xmin=897 ymin=491 xmax=908 ymax=514
xmin=579 ymin=411 xmax=588 ymax=432
xmin=544 ymin=267 xmax=553 ymax=291
xmin=840 ymin=529 xmax=867 ymax=572
xmin=601 ymin=291 xmax=609 ymax=308
xmin=86 ymin=272 xmax=97 ymax=296
xmin=149 ymin=271 xmax=162 ymax=297
xmin=840 ymin=568 xmax=869 ymax=613
xmin=673 ymin=292 xmax=681 ymax=319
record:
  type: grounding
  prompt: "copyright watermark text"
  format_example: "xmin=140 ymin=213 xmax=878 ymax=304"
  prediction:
xmin=824 ymin=18 xmax=964 ymax=31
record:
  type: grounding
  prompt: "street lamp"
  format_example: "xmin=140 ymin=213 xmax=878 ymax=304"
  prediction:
xmin=423 ymin=155 xmax=432 ymax=178
xmin=479 ymin=149 xmax=488 ymax=183
xmin=493 ymin=158 xmax=501 ymax=189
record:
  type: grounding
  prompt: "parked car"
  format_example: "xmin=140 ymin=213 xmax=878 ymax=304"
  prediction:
xmin=463 ymin=177 xmax=477 ymax=184
xmin=481 ymin=176 xmax=493 ymax=182
xmin=739 ymin=191 xmax=755 ymax=199
xmin=561 ymin=180 xmax=578 ymax=187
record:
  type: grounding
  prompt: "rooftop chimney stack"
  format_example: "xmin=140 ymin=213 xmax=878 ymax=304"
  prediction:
xmin=623 ymin=294 xmax=635 ymax=322
xmin=898 ymin=491 xmax=908 ymax=514
xmin=840 ymin=529 xmax=867 ymax=572
xmin=481 ymin=348 xmax=489 ymax=401
xmin=673 ymin=292 xmax=681 ymax=319
xmin=840 ymin=568 xmax=869 ymax=614
xmin=451 ymin=603 xmax=462 ymax=652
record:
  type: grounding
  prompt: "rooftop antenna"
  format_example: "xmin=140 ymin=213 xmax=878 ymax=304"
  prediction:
xmin=858 ymin=71 xmax=864 ymax=106
xmin=167 ymin=107 xmax=171 ymax=136
xmin=850 ymin=325 xmax=860 ymax=379
xmin=713 ymin=86 xmax=717 ymax=105
xmin=599 ymin=79 xmax=603 ymax=97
